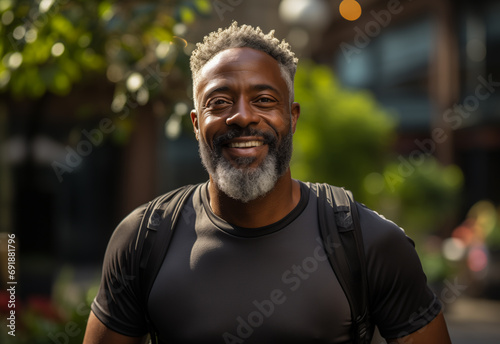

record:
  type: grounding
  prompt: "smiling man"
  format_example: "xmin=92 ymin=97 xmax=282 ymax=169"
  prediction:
xmin=84 ymin=23 xmax=452 ymax=344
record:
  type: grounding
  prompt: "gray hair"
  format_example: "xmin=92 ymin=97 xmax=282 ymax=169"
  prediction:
xmin=190 ymin=22 xmax=298 ymax=109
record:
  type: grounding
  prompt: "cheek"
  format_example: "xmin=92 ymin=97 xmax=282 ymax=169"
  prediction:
xmin=199 ymin=116 xmax=225 ymax=144
xmin=270 ymin=113 xmax=293 ymax=136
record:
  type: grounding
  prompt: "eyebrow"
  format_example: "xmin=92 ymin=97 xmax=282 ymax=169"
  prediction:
xmin=201 ymin=86 xmax=230 ymax=105
xmin=252 ymin=84 xmax=279 ymax=93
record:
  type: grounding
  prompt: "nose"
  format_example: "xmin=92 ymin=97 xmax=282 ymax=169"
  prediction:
xmin=225 ymin=99 xmax=260 ymax=128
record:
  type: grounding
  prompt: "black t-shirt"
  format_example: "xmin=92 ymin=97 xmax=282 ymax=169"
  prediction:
xmin=91 ymin=181 xmax=441 ymax=343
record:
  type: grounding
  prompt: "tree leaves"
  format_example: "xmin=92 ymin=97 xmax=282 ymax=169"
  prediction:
xmin=0 ymin=0 xmax=211 ymax=101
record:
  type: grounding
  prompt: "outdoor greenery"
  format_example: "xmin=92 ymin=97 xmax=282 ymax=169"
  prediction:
xmin=291 ymin=60 xmax=396 ymax=200
xmin=0 ymin=266 xmax=97 ymax=343
xmin=292 ymin=61 xmax=463 ymax=244
xmin=1 ymin=0 xmax=210 ymax=100
xmin=0 ymin=0 xmax=209 ymax=151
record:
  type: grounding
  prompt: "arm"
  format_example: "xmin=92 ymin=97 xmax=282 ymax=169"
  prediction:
xmin=88 ymin=205 xmax=151 ymax=342
xmin=358 ymin=205 xmax=450 ymax=341
xmin=386 ymin=311 xmax=451 ymax=344
xmin=83 ymin=311 xmax=147 ymax=344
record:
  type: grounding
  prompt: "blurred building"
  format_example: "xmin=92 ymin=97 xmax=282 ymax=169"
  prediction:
xmin=311 ymin=0 xmax=500 ymax=212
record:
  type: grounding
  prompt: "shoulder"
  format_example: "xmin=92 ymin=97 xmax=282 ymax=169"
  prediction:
xmin=101 ymin=204 xmax=149 ymax=271
xmin=355 ymin=203 xmax=414 ymax=252
xmin=111 ymin=204 xmax=149 ymax=243
xmin=354 ymin=202 xmax=423 ymax=278
xmin=302 ymin=181 xmax=411 ymax=246
xmin=106 ymin=182 xmax=205 ymax=255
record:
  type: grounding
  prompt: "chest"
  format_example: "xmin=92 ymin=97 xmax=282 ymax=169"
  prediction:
xmin=148 ymin=211 xmax=352 ymax=343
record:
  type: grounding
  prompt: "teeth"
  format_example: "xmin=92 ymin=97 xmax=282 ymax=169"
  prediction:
xmin=228 ymin=141 xmax=263 ymax=148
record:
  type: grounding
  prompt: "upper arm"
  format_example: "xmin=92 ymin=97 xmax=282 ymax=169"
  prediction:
xmin=359 ymin=205 xmax=443 ymax=338
xmin=386 ymin=311 xmax=451 ymax=344
xmin=90 ymin=205 xmax=151 ymax=337
xmin=83 ymin=311 xmax=147 ymax=344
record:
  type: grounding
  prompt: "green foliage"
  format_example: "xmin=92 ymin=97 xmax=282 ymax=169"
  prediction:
xmin=380 ymin=158 xmax=463 ymax=240
xmin=291 ymin=60 xmax=463 ymax=237
xmin=0 ymin=0 xmax=212 ymax=99
xmin=291 ymin=60 xmax=396 ymax=200
xmin=0 ymin=266 xmax=99 ymax=343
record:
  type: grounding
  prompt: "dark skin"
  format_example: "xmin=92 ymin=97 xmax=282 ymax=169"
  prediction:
xmin=83 ymin=47 xmax=451 ymax=344
xmin=191 ymin=47 xmax=301 ymax=228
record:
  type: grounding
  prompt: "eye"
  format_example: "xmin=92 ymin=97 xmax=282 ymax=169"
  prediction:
xmin=254 ymin=96 xmax=277 ymax=106
xmin=257 ymin=97 xmax=273 ymax=102
xmin=204 ymin=97 xmax=232 ymax=109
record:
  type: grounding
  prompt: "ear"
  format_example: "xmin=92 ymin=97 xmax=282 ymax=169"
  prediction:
xmin=190 ymin=110 xmax=199 ymax=139
xmin=290 ymin=102 xmax=300 ymax=134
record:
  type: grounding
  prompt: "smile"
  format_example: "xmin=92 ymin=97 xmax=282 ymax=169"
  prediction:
xmin=227 ymin=141 xmax=264 ymax=148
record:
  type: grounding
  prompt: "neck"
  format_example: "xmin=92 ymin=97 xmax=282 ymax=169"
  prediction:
xmin=208 ymin=170 xmax=301 ymax=228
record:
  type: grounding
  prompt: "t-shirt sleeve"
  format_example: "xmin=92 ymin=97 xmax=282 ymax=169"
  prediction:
xmin=90 ymin=205 xmax=149 ymax=337
xmin=358 ymin=204 xmax=442 ymax=339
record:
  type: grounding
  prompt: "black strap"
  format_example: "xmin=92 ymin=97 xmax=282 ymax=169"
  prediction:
xmin=315 ymin=183 xmax=372 ymax=343
xmin=134 ymin=184 xmax=199 ymax=344
xmin=135 ymin=182 xmax=371 ymax=343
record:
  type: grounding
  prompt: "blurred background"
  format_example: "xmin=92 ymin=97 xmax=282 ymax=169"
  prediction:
xmin=0 ymin=0 xmax=499 ymax=342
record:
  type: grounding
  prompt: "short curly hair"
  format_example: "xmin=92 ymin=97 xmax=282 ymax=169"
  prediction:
xmin=190 ymin=22 xmax=298 ymax=109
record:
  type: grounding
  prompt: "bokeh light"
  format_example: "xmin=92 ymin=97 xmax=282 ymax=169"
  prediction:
xmin=339 ymin=0 xmax=362 ymax=21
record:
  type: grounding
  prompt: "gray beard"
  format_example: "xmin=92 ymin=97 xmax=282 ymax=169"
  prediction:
xmin=198 ymin=126 xmax=293 ymax=203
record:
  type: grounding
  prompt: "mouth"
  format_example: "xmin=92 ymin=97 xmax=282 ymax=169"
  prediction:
xmin=227 ymin=140 xmax=264 ymax=148
xmin=221 ymin=138 xmax=268 ymax=164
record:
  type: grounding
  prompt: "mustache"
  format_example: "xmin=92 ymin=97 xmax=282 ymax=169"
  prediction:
xmin=212 ymin=128 xmax=276 ymax=149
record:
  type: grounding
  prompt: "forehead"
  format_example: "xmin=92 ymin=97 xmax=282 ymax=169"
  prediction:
xmin=196 ymin=47 xmax=286 ymax=95
xmin=201 ymin=47 xmax=280 ymax=73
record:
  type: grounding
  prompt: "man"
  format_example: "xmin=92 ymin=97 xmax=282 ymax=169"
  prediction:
xmin=84 ymin=23 xmax=452 ymax=343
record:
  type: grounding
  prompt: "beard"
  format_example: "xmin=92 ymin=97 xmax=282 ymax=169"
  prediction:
xmin=198 ymin=125 xmax=293 ymax=203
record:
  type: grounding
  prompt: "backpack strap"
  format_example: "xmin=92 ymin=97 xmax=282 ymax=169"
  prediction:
xmin=134 ymin=183 xmax=199 ymax=344
xmin=315 ymin=183 xmax=372 ymax=343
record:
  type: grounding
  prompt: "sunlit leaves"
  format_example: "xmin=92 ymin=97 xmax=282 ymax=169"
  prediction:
xmin=145 ymin=26 xmax=173 ymax=45
xmin=21 ymin=36 xmax=52 ymax=64
xmin=98 ymin=1 xmax=114 ymax=21
xmin=1 ymin=0 xmax=211 ymax=99
xmin=291 ymin=60 xmax=395 ymax=200
xmin=51 ymin=14 xmax=76 ymax=41
xmin=179 ymin=6 xmax=195 ymax=24
xmin=195 ymin=0 xmax=211 ymax=14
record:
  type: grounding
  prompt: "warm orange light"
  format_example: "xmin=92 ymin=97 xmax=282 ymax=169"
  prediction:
xmin=339 ymin=0 xmax=362 ymax=21
xmin=172 ymin=36 xmax=188 ymax=48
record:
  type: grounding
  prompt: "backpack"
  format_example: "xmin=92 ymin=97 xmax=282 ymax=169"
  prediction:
xmin=134 ymin=182 xmax=373 ymax=344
